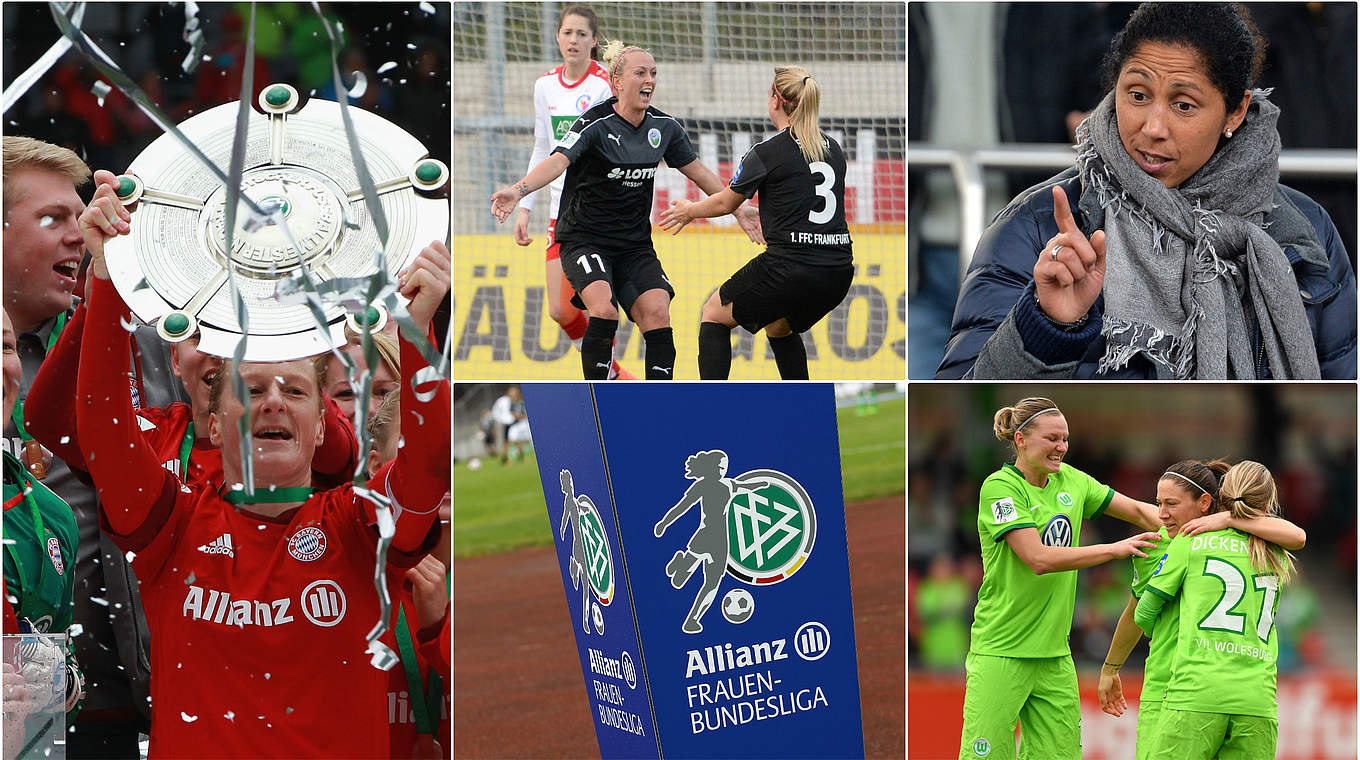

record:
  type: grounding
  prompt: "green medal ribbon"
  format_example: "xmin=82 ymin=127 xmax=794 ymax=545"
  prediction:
xmin=395 ymin=603 xmax=442 ymax=736
xmin=222 ymin=486 xmax=317 ymax=505
xmin=178 ymin=421 xmax=195 ymax=478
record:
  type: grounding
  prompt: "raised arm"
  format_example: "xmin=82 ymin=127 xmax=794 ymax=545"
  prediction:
xmin=1179 ymin=512 xmax=1306 ymax=551
xmin=380 ymin=241 xmax=451 ymax=555
xmin=491 ymin=154 xmax=571 ymax=223
xmin=76 ymin=171 xmax=173 ymax=537
xmin=25 ymin=302 xmax=88 ymax=467
xmin=1104 ymin=492 xmax=1161 ymax=532
xmin=1003 ymin=526 xmax=1160 ymax=575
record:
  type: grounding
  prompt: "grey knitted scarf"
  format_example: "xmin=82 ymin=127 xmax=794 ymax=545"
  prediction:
xmin=1074 ymin=89 xmax=1325 ymax=379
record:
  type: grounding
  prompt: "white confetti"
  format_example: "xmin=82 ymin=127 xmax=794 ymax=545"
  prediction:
xmin=90 ymin=596 xmax=109 ymax=607
xmin=406 ymin=43 xmax=416 ymax=50
xmin=38 ymin=215 xmax=55 ymax=228
xmin=224 ymin=711 xmax=235 ymax=722
xmin=419 ymin=1 xmax=435 ymax=14
xmin=181 ymin=712 xmax=198 ymax=723
xmin=346 ymin=71 xmax=367 ymax=99
xmin=377 ymin=61 xmax=397 ymax=74
xmin=91 ymin=80 xmax=111 ymax=108
xmin=59 ymin=436 xmax=70 ymax=444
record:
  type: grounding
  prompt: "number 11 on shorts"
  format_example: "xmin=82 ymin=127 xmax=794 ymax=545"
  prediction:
xmin=577 ymin=253 xmax=606 ymax=274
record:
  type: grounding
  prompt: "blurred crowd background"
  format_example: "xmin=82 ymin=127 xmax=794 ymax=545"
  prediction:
xmin=2 ymin=2 xmax=451 ymax=177
xmin=907 ymin=2 xmax=1358 ymax=378
xmin=908 ymin=383 xmax=1357 ymax=676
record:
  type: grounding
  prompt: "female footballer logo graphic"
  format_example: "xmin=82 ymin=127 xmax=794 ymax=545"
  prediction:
xmin=654 ymin=450 xmax=816 ymax=633
xmin=559 ymin=469 xmax=614 ymax=635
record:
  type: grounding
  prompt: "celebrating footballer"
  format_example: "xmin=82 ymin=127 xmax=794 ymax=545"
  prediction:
xmin=491 ymin=39 xmax=763 ymax=380
xmin=660 ymin=66 xmax=854 ymax=380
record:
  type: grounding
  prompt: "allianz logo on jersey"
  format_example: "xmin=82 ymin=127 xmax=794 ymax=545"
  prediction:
xmin=180 ymin=578 xmax=347 ymax=628
xmin=606 ymin=166 xmax=657 ymax=188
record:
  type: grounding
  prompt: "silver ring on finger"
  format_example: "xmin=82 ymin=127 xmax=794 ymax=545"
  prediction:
xmin=1050 ymin=245 xmax=1063 ymax=261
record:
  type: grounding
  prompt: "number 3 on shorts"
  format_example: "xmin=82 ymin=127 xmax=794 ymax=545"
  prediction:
xmin=576 ymin=253 xmax=606 ymax=274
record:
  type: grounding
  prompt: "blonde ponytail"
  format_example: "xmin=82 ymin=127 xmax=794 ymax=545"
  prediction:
xmin=773 ymin=66 xmax=826 ymax=163
xmin=1220 ymin=460 xmax=1297 ymax=585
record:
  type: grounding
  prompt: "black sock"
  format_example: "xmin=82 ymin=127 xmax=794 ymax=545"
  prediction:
xmin=582 ymin=318 xmax=618 ymax=380
xmin=642 ymin=327 xmax=676 ymax=380
xmin=769 ymin=333 xmax=809 ymax=379
xmin=698 ymin=322 xmax=733 ymax=380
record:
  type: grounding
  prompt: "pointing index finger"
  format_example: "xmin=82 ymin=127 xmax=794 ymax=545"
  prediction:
xmin=1052 ymin=185 xmax=1079 ymax=235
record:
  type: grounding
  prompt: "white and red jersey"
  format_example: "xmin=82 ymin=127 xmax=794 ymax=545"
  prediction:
xmin=77 ymin=277 xmax=449 ymax=759
xmin=523 ymin=60 xmax=613 ymax=219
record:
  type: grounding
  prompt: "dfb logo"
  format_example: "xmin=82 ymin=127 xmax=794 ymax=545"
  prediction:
xmin=300 ymin=579 xmax=346 ymax=627
xmin=656 ymin=451 xmax=816 ymax=633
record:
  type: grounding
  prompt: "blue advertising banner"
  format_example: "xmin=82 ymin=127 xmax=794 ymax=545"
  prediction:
xmin=524 ymin=384 xmax=864 ymax=759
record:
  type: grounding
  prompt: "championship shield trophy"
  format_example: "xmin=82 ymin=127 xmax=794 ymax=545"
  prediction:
xmin=102 ymin=83 xmax=449 ymax=361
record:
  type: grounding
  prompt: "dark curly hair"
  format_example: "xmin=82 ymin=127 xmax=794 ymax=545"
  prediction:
xmin=1100 ymin=3 xmax=1266 ymax=111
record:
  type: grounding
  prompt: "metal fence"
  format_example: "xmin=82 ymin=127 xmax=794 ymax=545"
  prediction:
xmin=907 ymin=143 xmax=1358 ymax=276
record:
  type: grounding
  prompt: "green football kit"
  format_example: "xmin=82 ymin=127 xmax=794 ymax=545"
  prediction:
xmin=1128 ymin=525 xmax=1177 ymax=760
xmin=3 ymin=450 xmax=78 ymax=633
xmin=959 ymin=462 xmax=1115 ymax=760
xmin=1136 ymin=528 xmax=1283 ymax=759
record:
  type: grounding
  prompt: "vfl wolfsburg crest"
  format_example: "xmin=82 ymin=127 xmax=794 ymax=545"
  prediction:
xmin=559 ymin=469 xmax=613 ymax=635
xmin=655 ymin=450 xmax=815 ymax=633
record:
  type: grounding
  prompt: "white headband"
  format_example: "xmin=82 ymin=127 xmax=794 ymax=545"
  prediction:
xmin=1016 ymin=408 xmax=1060 ymax=434
xmin=1162 ymin=470 xmax=1208 ymax=495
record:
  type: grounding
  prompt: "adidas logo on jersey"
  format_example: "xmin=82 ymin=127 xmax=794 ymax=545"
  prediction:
xmin=197 ymin=534 xmax=235 ymax=558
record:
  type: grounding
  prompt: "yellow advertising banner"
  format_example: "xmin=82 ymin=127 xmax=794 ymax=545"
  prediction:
xmin=453 ymin=229 xmax=905 ymax=380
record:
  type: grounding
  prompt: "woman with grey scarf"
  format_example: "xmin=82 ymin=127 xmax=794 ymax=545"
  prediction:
xmin=938 ymin=3 xmax=1356 ymax=380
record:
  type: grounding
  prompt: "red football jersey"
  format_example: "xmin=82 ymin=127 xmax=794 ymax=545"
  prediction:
xmin=106 ymin=472 xmax=420 ymax=759
xmin=77 ymin=277 xmax=448 ymax=758
xmin=26 ymin=303 xmax=358 ymax=491
xmin=387 ymin=592 xmax=451 ymax=758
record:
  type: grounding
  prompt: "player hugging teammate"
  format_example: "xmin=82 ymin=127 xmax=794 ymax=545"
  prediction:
xmin=1119 ymin=460 xmax=1300 ymax=760
xmin=492 ymin=37 xmax=767 ymax=380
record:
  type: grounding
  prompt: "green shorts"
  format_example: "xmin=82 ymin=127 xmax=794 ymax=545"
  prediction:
xmin=958 ymin=653 xmax=1081 ymax=760
xmin=1134 ymin=682 xmax=1165 ymax=760
xmin=1145 ymin=707 xmax=1277 ymax=760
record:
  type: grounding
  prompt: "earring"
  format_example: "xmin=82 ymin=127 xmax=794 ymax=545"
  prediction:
xmin=1225 ymin=129 xmax=1233 ymax=139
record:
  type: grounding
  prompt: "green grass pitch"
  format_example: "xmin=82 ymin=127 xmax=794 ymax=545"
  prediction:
xmin=453 ymin=398 xmax=904 ymax=558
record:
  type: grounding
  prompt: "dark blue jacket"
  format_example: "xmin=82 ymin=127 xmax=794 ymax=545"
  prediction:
xmin=937 ymin=169 xmax=1357 ymax=379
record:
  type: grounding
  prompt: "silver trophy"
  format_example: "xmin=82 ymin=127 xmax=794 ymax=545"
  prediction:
xmin=103 ymin=83 xmax=449 ymax=361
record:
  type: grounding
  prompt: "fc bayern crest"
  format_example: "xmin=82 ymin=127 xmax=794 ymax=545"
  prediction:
xmin=46 ymin=536 xmax=64 ymax=575
xmin=287 ymin=526 xmax=328 ymax=562
xmin=576 ymin=94 xmax=592 ymax=112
